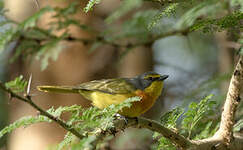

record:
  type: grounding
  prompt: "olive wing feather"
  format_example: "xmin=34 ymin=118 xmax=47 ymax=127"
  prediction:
xmin=76 ymin=78 xmax=136 ymax=94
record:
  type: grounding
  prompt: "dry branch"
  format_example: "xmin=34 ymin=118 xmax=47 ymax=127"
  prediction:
xmin=215 ymin=56 xmax=243 ymax=146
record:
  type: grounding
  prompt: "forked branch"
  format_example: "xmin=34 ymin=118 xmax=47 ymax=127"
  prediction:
xmin=215 ymin=56 xmax=243 ymax=145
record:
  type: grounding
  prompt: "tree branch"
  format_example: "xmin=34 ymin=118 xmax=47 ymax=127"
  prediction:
xmin=63 ymin=28 xmax=190 ymax=48
xmin=215 ymin=56 xmax=243 ymax=146
xmin=0 ymin=82 xmax=84 ymax=139
xmin=19 ymin=26 xmax=190 ymax=52
xmin=93 ymin=117 xmax=194 ymax=149
xmin=127 ymin=117 xmax=192 ymax=149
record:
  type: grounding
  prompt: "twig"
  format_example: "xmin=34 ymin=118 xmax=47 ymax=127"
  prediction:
xmin=133 ymin=118 xmax=192 ymax=149
xmin=0 ymin=82 xmax=83 ymax=139
xmin=153 ymin=28 xmax=189 ymax=41
xmin=113 ymin=117 xmax=193 ymax=149
xmin=17 ymin=25 xmax=190 ymax=51
xmin=215 ymin=56 xmax=243 ymax=146
xmin=64 ymin=28 xmax=189 ymax=50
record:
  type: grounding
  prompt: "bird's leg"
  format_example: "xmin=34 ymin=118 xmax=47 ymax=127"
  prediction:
xmin=107 ymin=127 xmax=117 ymax=136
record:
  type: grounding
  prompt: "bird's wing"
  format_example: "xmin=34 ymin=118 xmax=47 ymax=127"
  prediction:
xmin=76 ymin=78 xmax=136 ymax=94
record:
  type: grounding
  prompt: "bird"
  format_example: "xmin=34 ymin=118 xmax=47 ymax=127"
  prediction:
xmin=37 ymin=72 xmax=168 ymax=117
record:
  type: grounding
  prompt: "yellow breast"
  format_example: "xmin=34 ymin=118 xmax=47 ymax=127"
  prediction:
xmin=79 ymin=81 xmax=164 ymax=117
xmin=122 ymin=81 xmax=163 ymax=117
xmin=90 ymin=92 xmax=135 ymax=109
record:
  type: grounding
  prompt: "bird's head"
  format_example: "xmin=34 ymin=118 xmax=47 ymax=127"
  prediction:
xmin=128 ymin=71 xmax=169 ymax=90
xmin=138 ymin=71 xmax=169 ymax=82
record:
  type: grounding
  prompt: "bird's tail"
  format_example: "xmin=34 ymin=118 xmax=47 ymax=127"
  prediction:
xmin=37 ymin=85 xmax=80 ymax=94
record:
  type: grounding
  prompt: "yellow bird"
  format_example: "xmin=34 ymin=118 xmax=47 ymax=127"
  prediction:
xmin=37 ymin=72 xmax=168 ymax=117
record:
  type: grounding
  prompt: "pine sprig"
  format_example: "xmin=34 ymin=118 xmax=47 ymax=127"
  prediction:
xmin=5 ymin=75 xmax=27 ymax=93
xmin=47 ymin=105 xmax=82 ymax=118
xmin=18 ymin=7 xmax=53 ymax=31
xmin=148 ymin=3 xmax=178 ymax=30
xmin=0 ymin=105 xmax=82 ymax=140
xmin=194 ymin=121 xmax=219 ymax=140
xmin=175 ymin=0 xmax=223 ymax=29
xmin=0 ymin=115 xmax=51 ymax=138
xmin=84 ymin=0 xmax=101 ymax=13
xmin=160 ymin=107 xmax=184 ymax=129
xmin=57 ymin=132 xmax=76 ymax=150
xmin=152 ymin=107 xmax=183 ymax=150
xmin=74 ymin=97 xmax=141 ymax=133
xmin=114 ymin=10 xmax=158 ymax=41
xmin=0 ymin=28 xmax=16 ymax=52
xmin=71 ymin=135 xmax=96 ymax=150
xmin=190 ymin=11 xmax=243 ymax=33
xmin=0 ymin=96 xmax=141 ymax=149
xmin=35 ymin=36 xmax=65 ymax=70
xmin=234 ymin=119 xmax=243 ymax=132
xmin=0 ymin=3 xmax=88 ymax=70
xmin=153 ymin=95 xmax=217 ymax=149
xmin=182 ymin=94 xmax=216 ymax=139
xmin=152 ymin=134 xmax=176 ymax=150
xmin=231 ymin=0 xmax=243 ymax=11
xmin=54 ymin=97 xmax=141 ymax=149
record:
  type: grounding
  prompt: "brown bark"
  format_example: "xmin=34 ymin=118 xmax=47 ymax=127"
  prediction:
xmin=215 ymin=56 xmax=243 ymax=146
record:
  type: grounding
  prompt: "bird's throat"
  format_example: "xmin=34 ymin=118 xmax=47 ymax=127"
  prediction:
xmin=144 ymin=81 xmax=163 ymax=100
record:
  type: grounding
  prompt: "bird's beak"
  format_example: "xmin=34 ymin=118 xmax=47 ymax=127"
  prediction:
xmin=159 ymin=75 xmax=169 ymax=81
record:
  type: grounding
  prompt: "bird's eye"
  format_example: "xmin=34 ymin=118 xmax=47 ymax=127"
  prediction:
xmin=147 ymin=77 xmax=153 ymax=81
